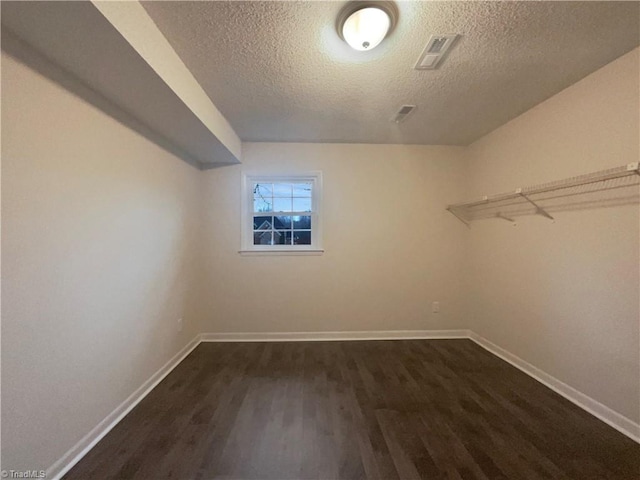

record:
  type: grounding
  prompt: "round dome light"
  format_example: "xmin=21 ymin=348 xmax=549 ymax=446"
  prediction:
xmin=338 ymin=3 xmax=397 ymax=51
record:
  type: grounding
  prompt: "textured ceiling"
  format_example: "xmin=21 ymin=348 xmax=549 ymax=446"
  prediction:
xmin=142 ymin=1 xmax=639 ymax=146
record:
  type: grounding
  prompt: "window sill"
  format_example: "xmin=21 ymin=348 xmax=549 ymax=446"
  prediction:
xmin=238 ymin=249 xmax=324 ymax=256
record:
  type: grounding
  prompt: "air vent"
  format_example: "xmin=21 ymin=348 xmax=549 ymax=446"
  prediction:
xmin=391 ymin=105 xmax=416 ymax=123
xmin=415 ymin=34 xmax=459 ymax=70
xmin=428 ymin=37 xmax=449 ymax=53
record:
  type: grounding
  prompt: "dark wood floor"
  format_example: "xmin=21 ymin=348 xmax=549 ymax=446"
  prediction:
xmin=65 ymin=340 xmax=640 ymax=480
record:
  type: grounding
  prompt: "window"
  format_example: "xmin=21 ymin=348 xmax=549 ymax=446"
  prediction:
xmin=240 ymin=172 xmax=323 ymax=254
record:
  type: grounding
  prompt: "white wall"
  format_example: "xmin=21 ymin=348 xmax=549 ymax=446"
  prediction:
xmin=465 ymin=48 xmax=640 ymax=422
xmin=198 ymin=143 xmax=468 ymax=334
xmin=1 ymin=51 xmax=204 ymax=470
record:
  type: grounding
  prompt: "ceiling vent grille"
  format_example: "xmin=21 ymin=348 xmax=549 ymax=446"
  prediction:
xmin=391 ymin=105 xmax=416 ymax=123
xmin=415 ymin=34 xmax=459 ymax=70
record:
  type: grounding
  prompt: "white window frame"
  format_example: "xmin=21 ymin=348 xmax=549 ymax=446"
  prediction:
xmin=240 ymin=172 xmax=323 ymax=255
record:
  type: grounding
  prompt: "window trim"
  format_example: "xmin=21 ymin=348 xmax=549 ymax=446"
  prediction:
xmin=240 ymin=171 xmax=323 ymax=255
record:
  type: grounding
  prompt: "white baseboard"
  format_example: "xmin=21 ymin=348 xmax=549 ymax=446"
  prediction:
xmin=47 ymin=335 xmax=201 ymax=480
xmin=468 ymin=331 xmax=640 ymax=443
xmin=45 ymin=328 xmax=639 ymax=478
xmin=199 ymin=329 xmax=471 ymax=342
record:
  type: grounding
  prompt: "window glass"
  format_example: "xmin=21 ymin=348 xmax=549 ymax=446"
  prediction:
xmin=243 ymin=174 xmax=322 ymax=252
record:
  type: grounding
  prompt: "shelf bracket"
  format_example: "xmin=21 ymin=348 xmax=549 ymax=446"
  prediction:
xmin=516 ymin=188 xmax=554 ymax=221
xmin=496 ymin=212 xmax=515 ymax=223
xmin=446 ymin=207 xmax=470 ymax=228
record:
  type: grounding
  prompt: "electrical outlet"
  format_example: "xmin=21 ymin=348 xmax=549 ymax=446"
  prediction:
xmin=177 ymin=318 xmax=183 ymax=332
xmin=432 ymin=301 xmax=440 ymax=313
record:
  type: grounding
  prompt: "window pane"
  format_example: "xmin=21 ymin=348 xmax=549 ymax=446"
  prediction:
xmin=292 ymin=216 xmax=311 ymax=229
xmin=254 ymin=231 xmax=273 ymax=245
xmin=292 ymin=231 xmax=311 ymax=245
xmin=293 ymin=183 xmax=313 ymax=197
xmin=253 ymin=182 xmax=273 ymax=212
xmin=292 ymin=197 xmax=312 ymax=212
xmin=253 ymin=197 xmax=272 ymax=213
xmin=253 ymin=216 xmax=272 ymax=230
xmin=274 ymin=215 xmax=292 ymax=229
xmin=284 ymin=231 xmax=294 ymax=245
xmin=273 ymin=197 xmax=292 ymax=212
xmin=273 ymin=230 xmax=288 ymax=245
xmin=253 ymin=183 xmax=272 ymax=197
xmin=272 ymin=183 xmax=293 ymax=197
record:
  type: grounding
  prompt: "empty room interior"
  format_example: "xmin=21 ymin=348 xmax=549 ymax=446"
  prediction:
xmin=2 ymin=1 xmax=640 ymax=479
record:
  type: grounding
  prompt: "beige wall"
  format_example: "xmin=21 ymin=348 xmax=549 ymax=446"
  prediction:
xmin=1 ymin=52 xmax=204 ymax=470
xmin=198 ymin=142 xmax=468 ymax=334
xmin=2 ymin=37 xmax=638 ymax=476
xmin=465 ymin=48 xmax=640 ymax=422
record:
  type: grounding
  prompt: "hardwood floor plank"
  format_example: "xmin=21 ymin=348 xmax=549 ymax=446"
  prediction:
xmin=64 ymin=340 xmax=640 ymax=480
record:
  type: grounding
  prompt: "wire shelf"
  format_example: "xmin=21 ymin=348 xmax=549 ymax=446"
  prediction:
xmin=447 ymin=163 xmax=640 ymax=226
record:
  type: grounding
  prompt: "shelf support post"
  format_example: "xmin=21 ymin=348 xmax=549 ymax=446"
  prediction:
xmin=515 ymin=188 xmax=554 ymax=221
xmin=446 ymin=207 xmax=471 ymax=228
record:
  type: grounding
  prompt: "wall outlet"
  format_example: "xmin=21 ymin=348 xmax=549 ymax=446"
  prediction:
xmin=177 ymin=318 xmax=183 ymax=332
xmin=432 ymin=301 xmax=440 ymax=313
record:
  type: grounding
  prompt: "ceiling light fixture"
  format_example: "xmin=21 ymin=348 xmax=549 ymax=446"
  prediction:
xmin=337 ymin=2 xmax=398 ymax=51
